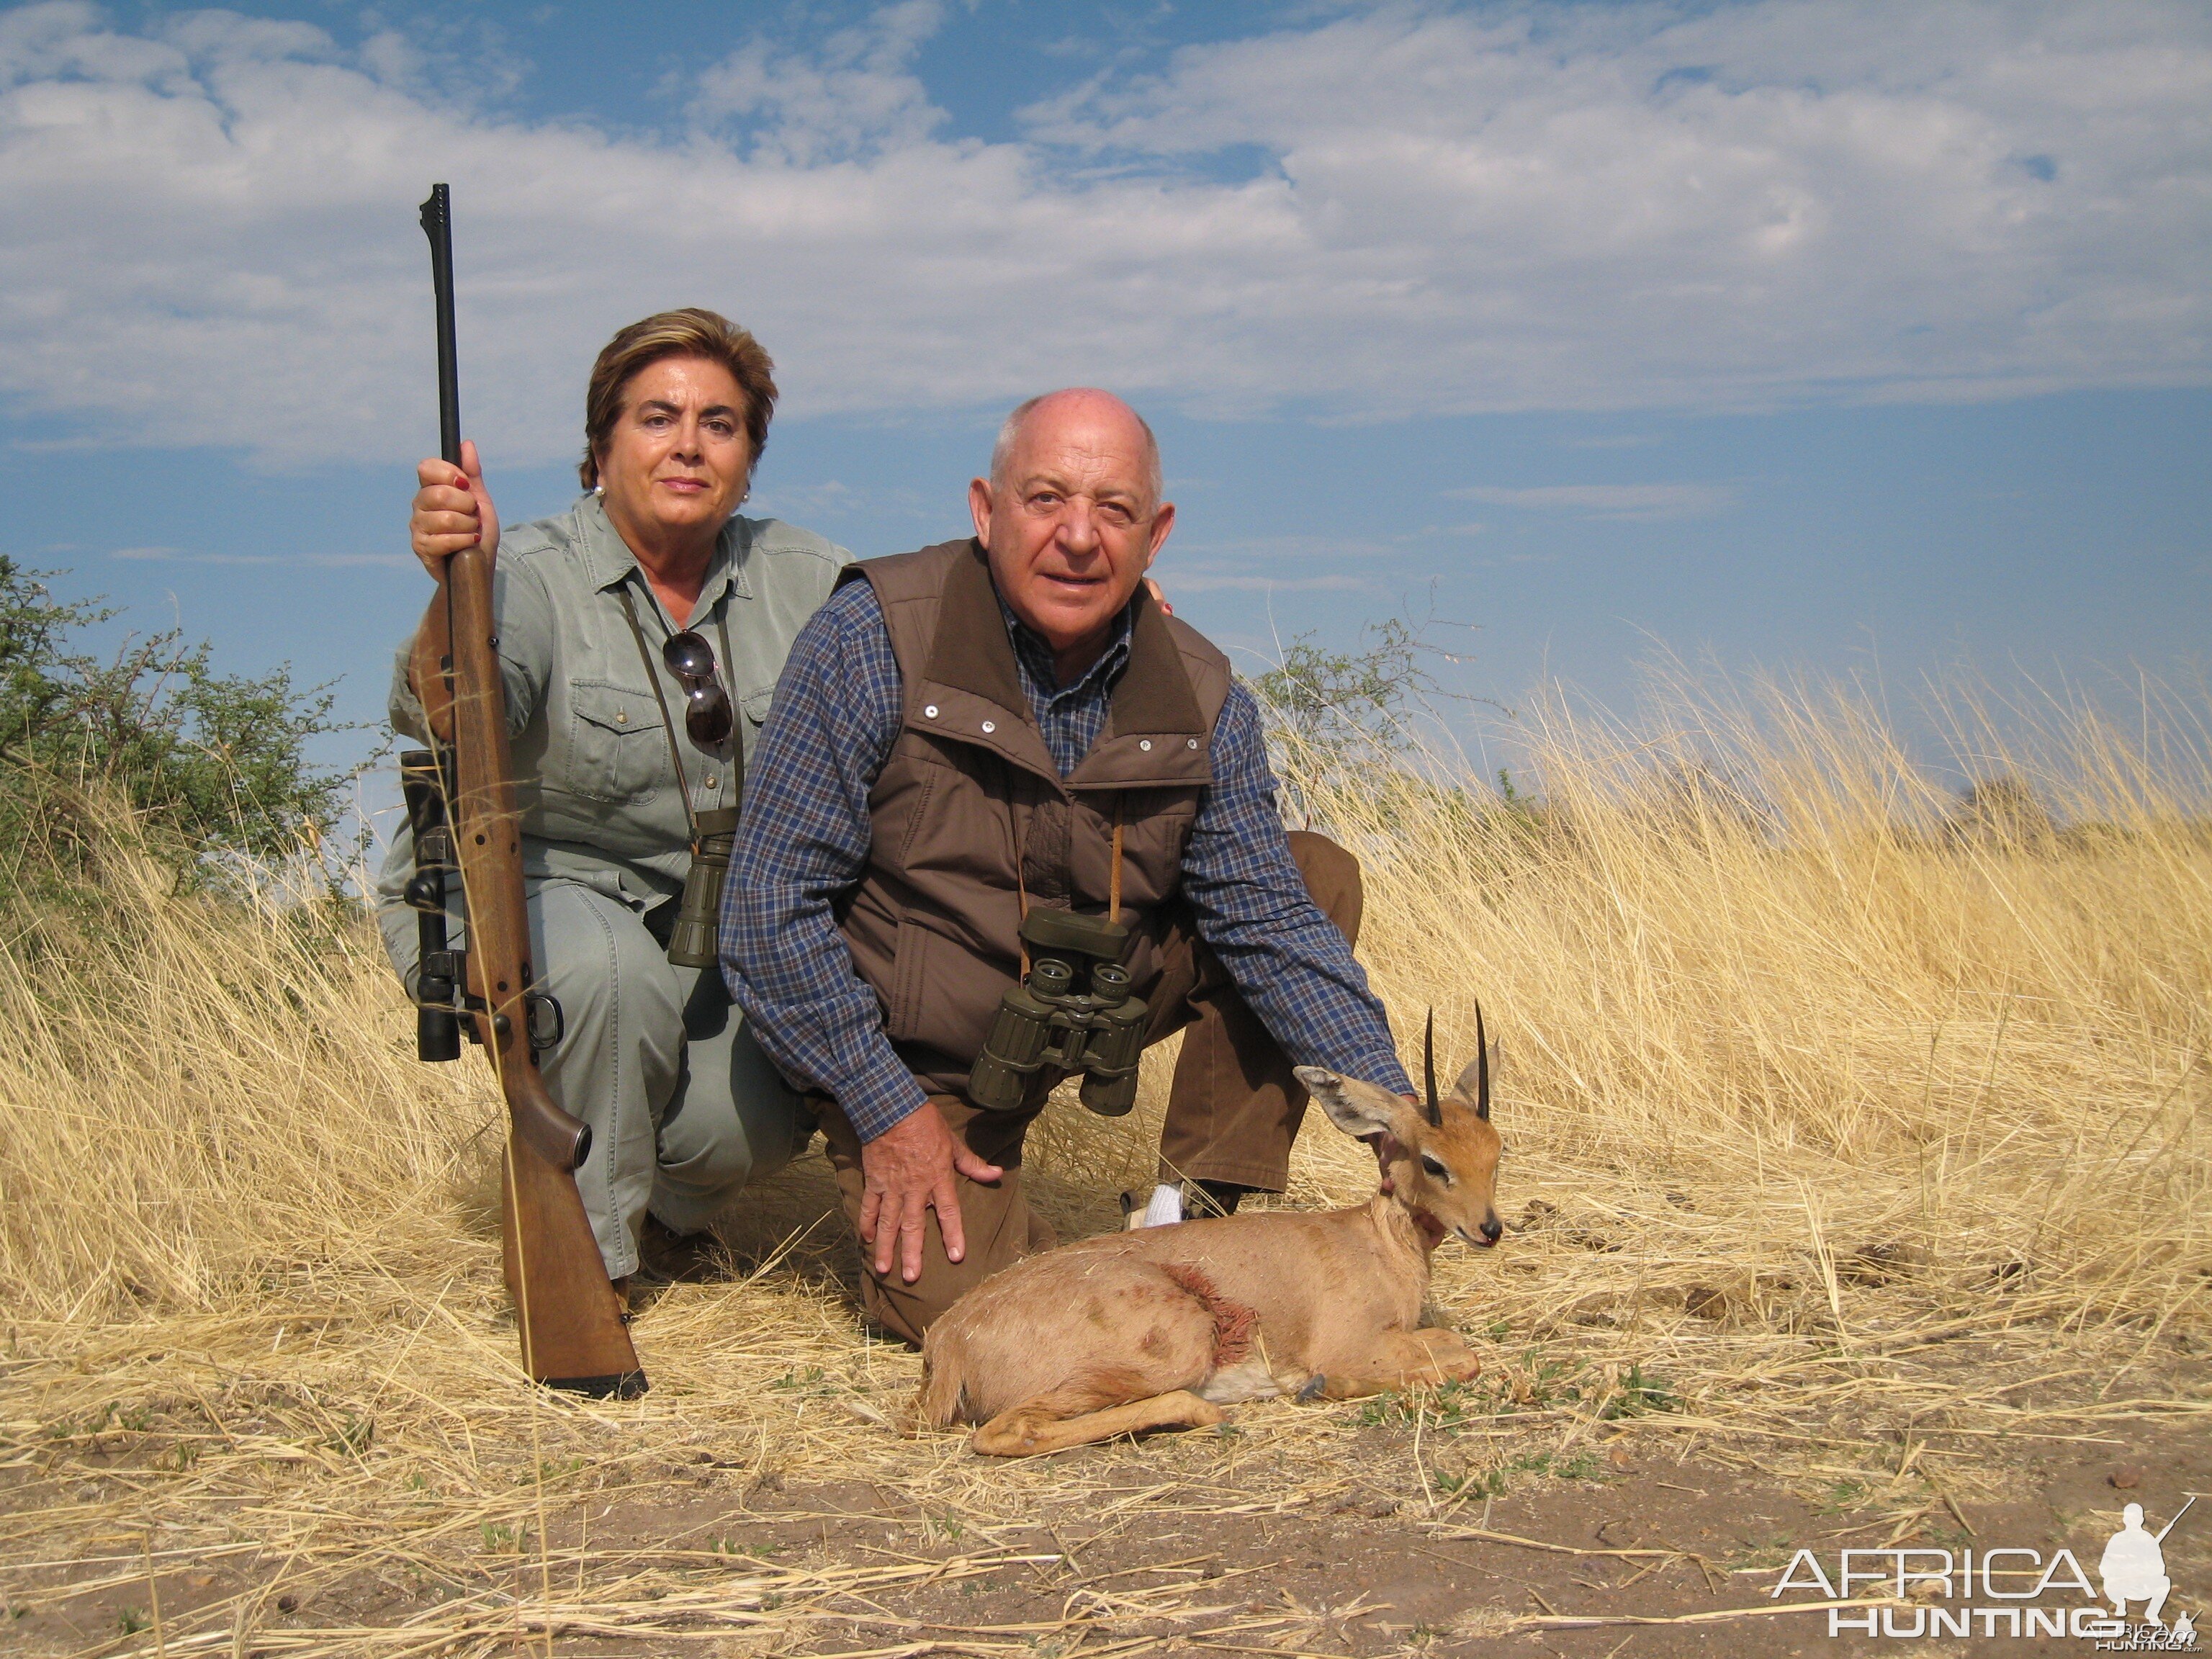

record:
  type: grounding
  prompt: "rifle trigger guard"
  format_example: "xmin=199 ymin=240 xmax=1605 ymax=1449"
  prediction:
xmin=525 ymin=991 xmax=565 ymax=1053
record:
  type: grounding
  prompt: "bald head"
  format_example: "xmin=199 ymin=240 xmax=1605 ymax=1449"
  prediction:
xmin=991 ymin=389 xmax=1162 ymax=509
xmin=970 ymin=386 xmax=1177 ymax=683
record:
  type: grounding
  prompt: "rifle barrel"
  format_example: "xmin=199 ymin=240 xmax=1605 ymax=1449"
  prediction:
xmin=2154 ymin=1493 xmax=2195 ymax=1544
xmin=418 ymin=184 xmax=462 ymax=467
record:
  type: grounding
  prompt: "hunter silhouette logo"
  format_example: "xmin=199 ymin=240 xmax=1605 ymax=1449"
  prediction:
xmin=1774 ymin=1492 xmax=2199 ymax=1644
xmin=2102 ymin=1500 xmax=2188 ymax=1624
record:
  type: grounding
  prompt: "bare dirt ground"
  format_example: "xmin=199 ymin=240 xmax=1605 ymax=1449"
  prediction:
xmin=7 ymin=1272 xmax=2206 ymax=1659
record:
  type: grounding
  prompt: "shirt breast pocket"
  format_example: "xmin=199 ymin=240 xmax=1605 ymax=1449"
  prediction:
xmin=565 ymin=681 xmax=667 ymax=804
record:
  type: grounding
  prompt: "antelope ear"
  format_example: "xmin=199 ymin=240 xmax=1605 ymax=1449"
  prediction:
xmin=1297 ymin=1067 xmax=1415 ymax=1143
xmin=1450 ymin=1042 xmax=1499 ymax=1118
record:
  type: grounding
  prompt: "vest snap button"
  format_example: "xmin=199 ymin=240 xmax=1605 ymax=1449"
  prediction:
xmin=981 ymin=720 xmax=996 ymax=734
xmin=1187 ymin=737 xmax=1199 ymax=749
xmin=923 ymin=704 xmax=939 ymax=719
xmin=1139 ymin=739 xmax=1153 ymax=751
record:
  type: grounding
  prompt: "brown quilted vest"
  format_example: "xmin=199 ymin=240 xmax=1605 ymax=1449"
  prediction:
xmin=836 ymin=539 xmax=1233 ymax=1097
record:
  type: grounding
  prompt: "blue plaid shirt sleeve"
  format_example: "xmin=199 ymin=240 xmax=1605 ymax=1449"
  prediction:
xmin=721 ymin=582 xmax=931 ymax=1141
xmin=1182 ymin=683 xmax=1415 ymax=1097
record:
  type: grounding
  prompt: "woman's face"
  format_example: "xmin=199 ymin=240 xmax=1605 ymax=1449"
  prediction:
xmin=595 ymin=355 xmax=752 ymax=550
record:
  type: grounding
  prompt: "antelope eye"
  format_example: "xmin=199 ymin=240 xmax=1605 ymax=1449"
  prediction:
xmin=1420 ymin=1154 xmax=1452 ymax=1183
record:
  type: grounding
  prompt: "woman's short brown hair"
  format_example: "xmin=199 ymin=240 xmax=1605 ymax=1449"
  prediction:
xmin=578 ymin=309 xmax=778 ymax=490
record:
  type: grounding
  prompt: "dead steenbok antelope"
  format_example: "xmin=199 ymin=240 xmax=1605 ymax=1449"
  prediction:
xmin=917 ymin=1010 xmax=1504 ymax=1457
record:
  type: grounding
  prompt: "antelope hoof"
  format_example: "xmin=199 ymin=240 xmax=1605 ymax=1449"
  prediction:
xmin=1296 ymin=1373 xmax=1328 ymax=1403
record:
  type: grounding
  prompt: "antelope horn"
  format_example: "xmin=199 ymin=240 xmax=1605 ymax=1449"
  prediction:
xmin=1422 ymin=1007 xmax=1442 ymax=1127
xmin=1474 ymin=999 xmax=1491 ymax=1121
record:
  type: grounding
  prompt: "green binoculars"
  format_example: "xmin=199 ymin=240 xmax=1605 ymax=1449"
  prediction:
xmin=665 ymin=806 xmax=739 ymax=970
xmin=968 ymin=908 xmax=1150 ymax=1116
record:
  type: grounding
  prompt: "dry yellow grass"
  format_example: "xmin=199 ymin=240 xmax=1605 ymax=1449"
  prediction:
xmin=1 ymin=668 xmax=2206 ymax=1655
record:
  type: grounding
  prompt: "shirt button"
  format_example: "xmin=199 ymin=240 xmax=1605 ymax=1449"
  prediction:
xmin=981 ymin=720 xmax=997 ymax=734
xmin=1139 ymin=739 xmax=1153 ymax=751
xmin=704 ymin=776 xmax=718 ymax=789
xmin=923 ymin=704 xmax=939 ymax=719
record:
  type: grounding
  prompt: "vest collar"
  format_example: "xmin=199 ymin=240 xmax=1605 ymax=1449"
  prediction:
xmin=912 ymin=540 xmax=1212 ymax=791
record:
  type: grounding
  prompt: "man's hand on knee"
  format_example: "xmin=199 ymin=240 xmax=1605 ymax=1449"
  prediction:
xmin=858 ymin=1102 xmax=1005 ymax=1284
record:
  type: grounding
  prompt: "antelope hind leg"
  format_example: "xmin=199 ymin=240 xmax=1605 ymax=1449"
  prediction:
xmin=1314 ymin=1328 xmax=1482 ymax=1403
xmin=972 ymin=1390 xmax=1226 ymax=1457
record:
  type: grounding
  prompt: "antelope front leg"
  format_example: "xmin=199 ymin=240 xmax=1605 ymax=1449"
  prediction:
xmin=1309 ymin=1328 xmax=1481 ymax=1403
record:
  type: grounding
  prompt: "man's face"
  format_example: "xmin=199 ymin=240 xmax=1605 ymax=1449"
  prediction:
xmin=970 ymin=394 xmax=1174 ymax=671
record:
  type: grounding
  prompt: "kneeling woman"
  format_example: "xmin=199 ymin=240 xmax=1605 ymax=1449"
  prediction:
xmin=377 ymin=310 xmax=848 ymax=1286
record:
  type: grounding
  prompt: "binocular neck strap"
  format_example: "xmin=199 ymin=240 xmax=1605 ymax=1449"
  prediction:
xmin=616 ymin=582 xmax=698 ymax=843
xmin=1109 ymin=795 xmax=1123 ymax=925
xmin=1012 ymin=793 xmax=1127 ymax=979
xmin=716 ymin=606 xmax=742 ymax=817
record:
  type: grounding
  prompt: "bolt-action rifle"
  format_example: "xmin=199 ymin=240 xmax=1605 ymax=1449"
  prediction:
xmin=403 ymin=184 xmax=646 ymax=1399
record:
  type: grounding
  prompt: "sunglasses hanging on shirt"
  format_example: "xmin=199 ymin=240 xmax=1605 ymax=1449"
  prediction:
xmin=662 ymin=630 xmax=734 ymax=747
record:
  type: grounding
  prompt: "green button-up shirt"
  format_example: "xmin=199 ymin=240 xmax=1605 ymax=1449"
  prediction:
xmin=376 ymin=493 xmax=850 ymax=963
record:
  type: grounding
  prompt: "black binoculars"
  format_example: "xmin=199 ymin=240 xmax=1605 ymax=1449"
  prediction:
xmin=400 ymin=749 xmax=466 ymax=1063
xmin=968 ymin=909 xmax=1150 ymax=1116
xmin=400 ymin=749 xmax=562 ymax=1060
xmin=665 ymin=806 xmax=738 ymax=969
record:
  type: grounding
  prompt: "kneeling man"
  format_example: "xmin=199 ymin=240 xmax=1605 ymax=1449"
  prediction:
xmin=722 ymin=389 xmax=1413 ymax=1341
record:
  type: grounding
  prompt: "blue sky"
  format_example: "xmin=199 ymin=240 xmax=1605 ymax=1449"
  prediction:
xmin=4 ymin=0 xmax=2206 ymax=788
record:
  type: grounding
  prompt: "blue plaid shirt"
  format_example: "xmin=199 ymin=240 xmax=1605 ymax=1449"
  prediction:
xmin=723 ymin=577 xmax=1413 ymax=1141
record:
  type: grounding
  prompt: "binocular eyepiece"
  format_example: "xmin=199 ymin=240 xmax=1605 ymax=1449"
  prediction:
xmin=665 ymin=806 xmax=739 ymax=969
xmin=968 ymin=909 xmax=1150 ymax=1116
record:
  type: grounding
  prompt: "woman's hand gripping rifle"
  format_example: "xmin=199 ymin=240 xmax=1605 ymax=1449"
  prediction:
xmin=405 ymin=184 xmax=645 ymax=1400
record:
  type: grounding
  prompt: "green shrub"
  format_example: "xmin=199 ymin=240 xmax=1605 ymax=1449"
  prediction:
xmin=0 ymin=558 xmax=359 ymax=900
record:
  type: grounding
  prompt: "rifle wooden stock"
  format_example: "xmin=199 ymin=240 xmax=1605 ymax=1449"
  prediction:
xmin=418 ymin=183 xmax=644 ymax=1399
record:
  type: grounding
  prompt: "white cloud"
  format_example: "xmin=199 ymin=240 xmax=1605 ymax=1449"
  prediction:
xmin=1446 ymin=483 xmax=1740 ymax=519
xmin=1 ymin=0 xmax=2206 ymax=470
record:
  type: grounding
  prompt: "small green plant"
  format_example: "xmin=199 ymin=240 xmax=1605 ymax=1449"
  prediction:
xmin=117 ymin=1608 xmax=148 ymax=1635
xmin=326 ymin=1413 xmax=373 ymax=1455
xmin=1730 ymin=1538 xmax=1796 ymax=1571
xmin=480 ymin=1521 xmax=520 ymax=1552
xmin=1599 ymin=1364 xmax=1678 ymax=1419
xmin=1819 ymin=1478 xmax=1869 ymax=1513
xmin=711 ymin=1536 xmax=782 ymax=1559
xmin=71 ymin=1402 xmax=117 ymax=1439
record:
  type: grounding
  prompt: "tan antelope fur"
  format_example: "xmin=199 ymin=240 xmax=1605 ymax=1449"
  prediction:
xmin=917 ymin=1014 xmax=1505 ymax=1457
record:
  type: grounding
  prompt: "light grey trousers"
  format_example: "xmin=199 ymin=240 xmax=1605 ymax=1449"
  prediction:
xmin=387 ymin=878 xmax=809 ymax=1280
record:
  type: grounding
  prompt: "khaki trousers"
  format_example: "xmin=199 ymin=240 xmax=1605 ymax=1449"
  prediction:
xmin=816 ymin=830 xmax=1364 ymax=1344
